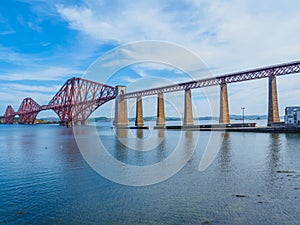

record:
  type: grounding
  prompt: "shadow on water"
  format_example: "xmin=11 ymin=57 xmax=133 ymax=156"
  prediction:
xmin=265 ymin=133 xmax=282 ymax=187
xmin=183 ymin=131 xmax=195 ymax=166
xmin=268 ymin=133 xmax=282 ymax=170
xmin=157 ymin=130 xmax=166 ymax=160
xmin=158 ymin=129 xmax=165 ymax=138
xmin=114 ymin=129 xmax=128 ymax=163
xmin=136 ymin=129 xmax=143 ymax=139
xmin=135 ymin=130 xmax=144 ymax=163
xmin=111 ymin=128 xmax=196 ymax=168
xmin=218 ymin=132 xmax=232 ymax=173
xmin=113 ymin=128 xmax=169 ymax=166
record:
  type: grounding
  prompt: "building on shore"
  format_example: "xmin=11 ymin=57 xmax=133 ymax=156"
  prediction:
xmin=285 ymin=106 xmax=300 ymax=126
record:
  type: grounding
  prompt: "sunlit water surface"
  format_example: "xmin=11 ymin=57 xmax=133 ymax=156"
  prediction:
xmin=0 ymin=121 xmax=300 ymax=225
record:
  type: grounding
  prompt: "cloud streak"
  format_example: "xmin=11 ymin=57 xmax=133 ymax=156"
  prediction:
xmin=0 ymin=66 xmax=83 ymax=81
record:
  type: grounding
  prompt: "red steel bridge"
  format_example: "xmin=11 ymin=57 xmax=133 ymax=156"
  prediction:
xmin=1 ymin=78 xmax=116 ymax=125
xmin=1 ymin=60 xmax=300 ymax=126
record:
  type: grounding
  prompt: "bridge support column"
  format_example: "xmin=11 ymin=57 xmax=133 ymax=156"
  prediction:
xmin=135 ymin=96 xmax=144 ymax=127
xmin=156 ymin=93 xmax=166 ymax=126
xmin=219 ymin=83 xmax=230 ymax=124
xmin=183 ymin=89 xmax=194 ymax=126
xmin=268 ymin=76 xmax=280 ymax=126
xmin=114 ymin=86 xmax=129 ymax=127
xmin=81 ymin=120 xmax=88 ymax=125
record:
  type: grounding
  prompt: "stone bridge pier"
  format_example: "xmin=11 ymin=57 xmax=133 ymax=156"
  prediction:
xmin=113 ymin=75 xmax=281 ymax=128
xmin=114 ymin=86 xmax=129 ymax=127
xmin=183 ymin=89 xmax=194 ymax=126
xmin=156 ymin=93 xmax=166 ymax=126
xmin=268 ymin=76 xmax=280 ymax=126
xmin=219 ymin=83 xmax=230 ymax=124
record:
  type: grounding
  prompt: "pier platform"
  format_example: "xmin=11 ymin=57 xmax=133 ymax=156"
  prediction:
xmin=154 ymin=123 xmax=300 ymax=133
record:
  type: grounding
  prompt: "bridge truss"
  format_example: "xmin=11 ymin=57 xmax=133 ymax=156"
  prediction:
xmin=2 ymin=78 xmax=116 ymax=124
xmin=2 ymin=60 xmax=300 ymax=124
xmin=123 ymin=60 xmax=300 ymax=99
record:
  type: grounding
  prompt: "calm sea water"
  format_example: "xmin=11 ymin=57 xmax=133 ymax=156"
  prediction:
xmin=1 ymin=121 xmax=300 ymax=225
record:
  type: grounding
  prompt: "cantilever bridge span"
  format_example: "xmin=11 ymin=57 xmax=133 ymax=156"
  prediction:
xmin=2 ymin=78 xmax=116 ymax=125
xmin=2 ymin=60 xmax=300 ymax=126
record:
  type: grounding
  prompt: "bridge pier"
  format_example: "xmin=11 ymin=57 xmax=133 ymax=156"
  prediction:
xmin=114 ymin=86 xmax=129 ymax=127
xmin=156 ymin=93 xmax=166 ymax=126
xmin=183 ymin=89 xmax=194 ymax=126
xmin=135 ymin=96 xmax=144 ymax=127
xmin=268 ymin=76 xmax=280 ymax=126
xmin=81 ymin=120 xmax=88 ymax=125
xmin=219 ymin=83 xmax=230 ymax=124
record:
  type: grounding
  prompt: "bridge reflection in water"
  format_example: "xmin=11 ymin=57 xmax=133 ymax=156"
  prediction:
xmin=72 ymin=124 xmax=200 ymax=186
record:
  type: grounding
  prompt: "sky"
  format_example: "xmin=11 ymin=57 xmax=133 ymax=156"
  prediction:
xmin=1 ymin=0 xmax=300 ymax=119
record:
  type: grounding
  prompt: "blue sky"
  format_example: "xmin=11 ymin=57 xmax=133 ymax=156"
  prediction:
xmin=1 ymin=0 xmax=300 ymax=119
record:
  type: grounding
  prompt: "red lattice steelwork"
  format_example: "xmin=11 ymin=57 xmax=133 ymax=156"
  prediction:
xmin=2 ymin=78 xmax=116 ymax=125
xmin=4 ymin=105 xmax=15 ymax=124
xmin=17 ymin=98 xmax=41 ymax=124
xmin=47 ymin=77 xmax=116 ymax=124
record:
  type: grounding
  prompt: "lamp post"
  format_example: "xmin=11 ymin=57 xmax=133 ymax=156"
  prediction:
xmin=241 ymin=107 xmax=245 ymax=126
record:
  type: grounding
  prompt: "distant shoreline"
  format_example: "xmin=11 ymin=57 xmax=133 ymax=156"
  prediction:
xmin=0 ymin=115 xmax=281 ymax=124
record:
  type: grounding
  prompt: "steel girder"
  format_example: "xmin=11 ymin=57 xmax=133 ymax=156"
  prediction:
xmin=2 ymin=59 xmax=300 ymax=124
xmin=17 ymin=98 xmax=41 ymax=124
xmin=47 ymin=77 xmax=116 ymax=124
xmin=2 ymin=78 xmax=116 ymax=125
xmin=4 ymin=105 xmax=15 ymax=124
xmin=123 ymin=60 xmax=300 ymax=99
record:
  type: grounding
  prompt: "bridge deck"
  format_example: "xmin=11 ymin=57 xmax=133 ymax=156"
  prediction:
xmin=123 ymin=60 xmax=300 ymax=99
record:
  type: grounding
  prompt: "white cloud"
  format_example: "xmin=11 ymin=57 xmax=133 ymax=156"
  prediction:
xmin=0 ymin=15 xmax=16 ymax=35
xmin=0 ymin=67 xmax=83 ymax=81
xmin=0 ymin=90 xmax=52 ymax=112
xmin=6 ymin=84 xmax=62 ymax=93
xmin=56 ymin=2 xmax=175 ymax=43
xmin=56 ymin=0 xmax=300 ymax=70
xmin=0 ymin=45 xmax=32 ymax=65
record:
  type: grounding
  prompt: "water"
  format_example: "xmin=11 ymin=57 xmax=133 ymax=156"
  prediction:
xmin=1 ymin=122 xmax=300 ymax=224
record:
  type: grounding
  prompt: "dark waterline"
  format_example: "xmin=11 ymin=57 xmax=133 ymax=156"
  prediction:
xmin=0 ymin=123 xmax=300 ymax=224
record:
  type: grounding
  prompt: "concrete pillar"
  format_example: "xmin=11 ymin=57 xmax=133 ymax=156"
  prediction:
xmin=183 ymin=89 xmax=194 ymax=126
xmin=81 ymin=120 xmax=88 ymax=125
xmin=137 ymin=129 xmax=143 ymax=138
xmin=116 ymin=128 xmax=128 ymax=138
xmin=156 ymin=93 xmax=166 ymax=126
xmin=219 ymin=83 xmax=230 ymax=124
xmin=268 ymin=76 xmax=280 ymax=126
xmin=135 ymin=96 xmax=144 ymax=127
xmin=114 ymin=86 xmax=129 ymax=127
xmin=158 ymin=129 xmax=165 ymax=138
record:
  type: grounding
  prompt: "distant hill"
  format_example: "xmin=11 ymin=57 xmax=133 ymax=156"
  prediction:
xmin=38 ymin=117 xmax=60 ymax=122
xmin=34 ymin=114 xmax=273 ymax=124
xmin=89 ymin=115 xmax=269 ymax=122
xmin=229 ymin=114 xmax=267 ymax=120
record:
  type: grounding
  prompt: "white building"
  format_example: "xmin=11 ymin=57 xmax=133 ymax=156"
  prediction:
xmin=285 ymin=106 xmax=300 ymax=126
